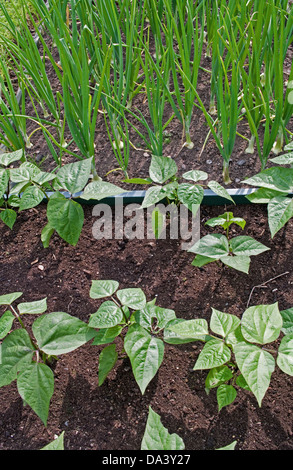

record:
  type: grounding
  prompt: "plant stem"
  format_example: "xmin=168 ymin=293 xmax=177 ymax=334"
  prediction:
xmin=222 ymin=161 xmax=231 ymax=185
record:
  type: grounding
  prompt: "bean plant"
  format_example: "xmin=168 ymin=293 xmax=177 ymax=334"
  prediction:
xmin=189 ymin=211 xmax=270 ymax=274
xmin=125 ymin=155 xmax=235 ymax=222
xmin=0 ymin=291 xmax=97 ymax=425
xmin=0 ymin=150 xmax=124 ymax=246
xmin=244 ymin=142 xmax=293 ymax=238
xmin=88 ymin=280 xmax=182 ymax=394
xmin=0 ymin=281 xmax=189 ymax=425
xmin=168 ymin=303 xmax=293 ymax=411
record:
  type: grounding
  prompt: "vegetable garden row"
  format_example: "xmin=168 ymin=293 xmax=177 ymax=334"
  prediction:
xmin=0 ymin=0 xmax=293 ymax=451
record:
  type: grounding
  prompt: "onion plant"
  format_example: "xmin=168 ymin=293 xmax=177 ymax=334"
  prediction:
xmin=90 ymin=0 xmax=147 ymax=159
xmin=242 ymin=0 xmax=291 ymax=168
xmin=0 ymin=56 xmax=27 ymax=151
xmin=0 ymin=0 xmax=68 ymax=162
xmin=162 ymin=0 xmax=205 ymax=149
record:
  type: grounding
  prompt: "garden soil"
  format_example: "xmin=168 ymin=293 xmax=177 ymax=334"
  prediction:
xmin=0 ymin=202 xmax=293 ymax=451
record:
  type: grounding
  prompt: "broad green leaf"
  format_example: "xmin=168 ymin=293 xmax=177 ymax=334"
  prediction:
xmin=217 ymin=384 xmax=237 ymax=412
xmin=10 ymin=162 xmax=40 ymax=183
xmin=163 ymin=319 xmax=210 ymax=344
xmin=0 ymin=310 xmax=15 ymax=339
xmin=91 ymin=325 xmax=123 ymax=346
xmin=191 ymin=254 xmax=216 ymax=268
xmin=17 ymin=298 xmax=47 ymax=315
xmin=220 ymin=255 xmax=251 ymax=274
xmin=188 ymin=234 xmax=229 ymax=259
xmin=0 ymin=169 xmax=9 ymax=199
xmin=210 ymin=309 xmax=241 ymax=338
xmin=0 ymin=292 xmax=23 ymax=305
xmin=98 ymin=344 xmax=118 ymax=386
xmin=141 ymin=186 xmax=164 ymax=209
xmin=32 ymin=171 xmax=56 ymax=186
xmin=149 ymin=155 xmax=177 ymax=184
xmin=41 ymin=432 xmax=65 ymax=450
xmin=90 ymin=280 xmax=119 ymax=299
xmin=82 ymin=180 xmax=126 ymax=201
xmin=0 ymin=208 xmax=17 ymax=229
xmin=88 ymin=301 xmax=124 ymax=329
xmin=280 ymin=308 xmax=293 ymax=335
xmin=243 ymin=167 xmax=293 ymax=193
xmin=17 ymin=362 xmax=54 ymax=426
xmin=32 ymin=312 xmax=97 ymax=355
xmin=41 ymin=223 xmax=55 ymax=248
xmin=0 ymin=329 xmax=35 ymax=387
xmin=134 ymin=304 xmax=176 ymax=332
xmin=205 ymin=216 xmax=229 ymax=228
xmin=205 ymin=365 xmax=233 ymax=390
xmin=54 ymin=158 xmax=92 ymax=195
xmin=229 ymin=236 xmax=270 ymax=257
xmin=277 ymin=334 xmax=293 ymax=376
xmin=270 ymin=153 xmax=293 ymax=165
xmin=234 ymin=342 xmax=275 ymax=406
xmin=116 ymin=288 xmax=146 ymax=310
xmin=47 ymin=192 xmax=84 ymax=246
xmin=208 ymin=180 xmax=235 ymax=205
xmin=152 ymin=207 xmax=165 ymax=239
xmin=141 ymin=406 xmax=185 ymax=450
xmin=183 ymin=170 xmax=208 ymax=182
xmin=267 ymin=196 xmax=293 ymax=238
xmin=19 ymin=186 xmax=44 ymax=211
xmin=124 ymin=324 xmax=164 ymax=394
xmin=241 ymin=303 xmax=283 ymax=345
xmin=177 ymin=183 xmax=204 ymax=214
xmin=193 ymin=339 xmax=231 ymax=370
xmin=0 ymin=149 xmax=23 ymax=166
xmin=246 ymin=188 xmax=286 ymax=204
xmin=167 ymin=318 xmax=209 ymax=341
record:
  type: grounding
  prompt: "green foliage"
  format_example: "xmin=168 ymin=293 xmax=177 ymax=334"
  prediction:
xmin=141 ymin=406 xmax=185 ymax=450
xmin=245 ymin=145 xmax=293 ymax=238
xmin=89 ymin=280 xmax=181 ymax=394
xmin=168 ymin=303 xmax=293 ymax=409
xmin=40 ymin=432 xmax=65 ymax=450
xmin=0 ymin=292 xmax=97 ymax=425
xmin=0 ymin=150 xmax=125 ymax=245
xmin=189 ymin=211 xmax=270 ymax=273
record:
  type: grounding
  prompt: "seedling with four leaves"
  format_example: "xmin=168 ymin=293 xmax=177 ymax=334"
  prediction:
xmin=189 ymin=211 xmax=270 ymax=274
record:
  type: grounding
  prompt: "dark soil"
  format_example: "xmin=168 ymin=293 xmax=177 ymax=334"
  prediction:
xmin=0 ymin=202 xmax=293 ymax=451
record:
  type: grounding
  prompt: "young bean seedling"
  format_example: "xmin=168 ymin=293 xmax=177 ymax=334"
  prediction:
xmin=189 ymin=211 xmax=270 ymax=273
